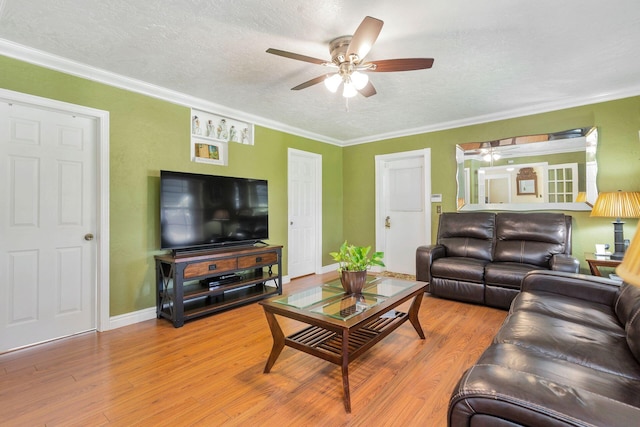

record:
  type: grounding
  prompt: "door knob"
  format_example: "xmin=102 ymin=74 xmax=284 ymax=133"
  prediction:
xmin=84 ymin=233 xmax=94 ymax=241
xmin=385 ymin=216 xmax=391 ymax=229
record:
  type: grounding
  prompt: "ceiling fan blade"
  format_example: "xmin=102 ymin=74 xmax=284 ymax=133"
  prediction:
xmin=291 ymin=74 xmax=334 ymax=91
xmin=370 ymin=58 xmax=434 ymax=72
xmin=266 ymin=48 xmax=327 ymax=65
xmin=346 ymin=16 xmax=383 ymax=62
xmin=358 ymin=81 xmax=377 ymax=98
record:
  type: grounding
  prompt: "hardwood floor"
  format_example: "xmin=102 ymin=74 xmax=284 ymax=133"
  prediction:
xmin=0 ymin=273 xmax=506 ymax=426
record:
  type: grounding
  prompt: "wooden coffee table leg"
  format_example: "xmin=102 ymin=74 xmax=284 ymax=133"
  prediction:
xmin=408 ymin=292 xmax=426 ymax=339
xmin=263 ymin=309 xmax=285 ymax=373
xmin=341 ymin=329 xmax=351 ymax=413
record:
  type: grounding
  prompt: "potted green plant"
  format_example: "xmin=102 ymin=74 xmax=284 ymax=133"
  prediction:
xmin=330 ymin=241 xmax=385 ymax=294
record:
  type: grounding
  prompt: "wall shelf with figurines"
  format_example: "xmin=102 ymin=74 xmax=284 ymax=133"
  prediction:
xmin=190 ymin=109 xmax=254 ymax=166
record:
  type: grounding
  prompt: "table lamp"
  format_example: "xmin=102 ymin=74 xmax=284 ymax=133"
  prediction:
xmin=617 ymin=231 xmax=640 ymax=287
xmin=590 ymin=190 xmax=640 ymax=260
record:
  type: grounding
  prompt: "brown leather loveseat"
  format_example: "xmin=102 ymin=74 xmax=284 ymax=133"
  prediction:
xmin=449 ymin=270 xmax=640 ymax=426
xmin=416 ymin=212 xmax=579 ymax=309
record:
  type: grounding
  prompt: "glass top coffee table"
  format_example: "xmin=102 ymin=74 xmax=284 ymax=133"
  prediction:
xmin=259 ymin=275 xmax=428 ymax=413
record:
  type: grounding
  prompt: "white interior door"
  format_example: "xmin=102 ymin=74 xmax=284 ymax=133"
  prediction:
xmin=287 ymin=149 xmax=322 ymax=279
xmin=0 ymin=101 xmax=97 ymax=352
xmin=376 ymin=150 xmax=431 ymax=275
xmin=486 ymin=175 xmax=511 ymax=204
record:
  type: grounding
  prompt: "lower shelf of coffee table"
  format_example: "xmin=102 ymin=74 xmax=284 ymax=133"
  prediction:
xmin=285 ymin=311 xmax=408 ymax=364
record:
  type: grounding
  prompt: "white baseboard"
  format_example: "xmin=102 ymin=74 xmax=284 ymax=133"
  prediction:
xmin=108 ymin=307 xmax=157 ymax=330
xmin=320 ymin=263 xmax=339 ymax=274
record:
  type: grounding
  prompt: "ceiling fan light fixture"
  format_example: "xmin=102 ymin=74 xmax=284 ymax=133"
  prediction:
xmin=267 ymin=17 xmax=434 ymax=100
xmin=324 ymin=74 xmax=342 ymax=93
xmin=351 ymin=71 xmax=369 ymax=90
xmin=343 ymin=81 xmax=358 ymax=98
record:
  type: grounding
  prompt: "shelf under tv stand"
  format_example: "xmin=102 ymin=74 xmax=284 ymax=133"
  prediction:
xmin=155 ymin=244 xmax=282 ymax=327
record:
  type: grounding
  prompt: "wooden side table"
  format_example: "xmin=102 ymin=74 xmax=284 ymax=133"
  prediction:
xmin=584 ymin=253 xmax=621 ymax=277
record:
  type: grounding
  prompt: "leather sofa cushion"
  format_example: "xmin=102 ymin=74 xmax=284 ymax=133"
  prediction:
xmin=451 ymin=362 xmax=640 ymax=426
xmin=430 ymin=277 xmax=484 ymax=304
xmin=484 ymin=262 xmax=541 ymax=289
xmin=438 ymin=212 xmax=495 ymax=261
xmin=494 ymin=310 xmax=640 ymax=379
xmin=431 ymin=257 xmax=487 ymax=283
xmin=478 ymin=344 xmax=640 ymax=405
xmin=512 ymin=290 xmax=624 ymax=334
xmin=494 ymin=213 xmax=567 ymax=267
xmin=477 ymin=343 xmax=640 ymax=412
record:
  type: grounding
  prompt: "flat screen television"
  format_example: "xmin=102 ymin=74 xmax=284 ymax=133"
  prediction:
xmin=160 ymin=170 xmax=268 ymax=253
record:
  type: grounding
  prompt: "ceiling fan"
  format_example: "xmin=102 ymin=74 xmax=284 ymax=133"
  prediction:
xmin=266 ymin=16 xmax=434 ymax=98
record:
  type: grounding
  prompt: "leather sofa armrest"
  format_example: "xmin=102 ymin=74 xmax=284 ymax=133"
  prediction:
xmin=521 ymin=270 xmax=621 ymax=306
xmin=550 ymin=253 xmax=580 ymax=273
xmin=416 ymin=244 xmax=445 ymax=284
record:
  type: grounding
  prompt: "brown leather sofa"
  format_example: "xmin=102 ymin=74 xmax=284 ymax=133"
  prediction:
xmin=416 ymin=212 xmax=579 ymax=309
xmin=449 ymin=270 xmax=640 ymax=426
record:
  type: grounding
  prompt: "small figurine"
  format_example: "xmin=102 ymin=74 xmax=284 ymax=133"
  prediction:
xmin=217 ymin=119 xmax=228 ymax=140
xmin=192 ymin=115 xmax=201 ymax=135
xmin=229 ymin=125 xmax=237 ymax=142
xmin=206 ymin=120 xmax=215 ymax=137
xmin=241 ymin=127 xmax=249 ymax=144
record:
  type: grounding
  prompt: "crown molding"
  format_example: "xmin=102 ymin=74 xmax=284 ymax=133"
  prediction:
xmin=2 ymin=38 xmax=640 ymax=148
xmin=0 ymin=38 xmax=342 ymax=146
xmin=342 ymin=86 xmax=640 ymax=146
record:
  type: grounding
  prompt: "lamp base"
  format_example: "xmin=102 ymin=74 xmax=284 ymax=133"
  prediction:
xmin=611 ymin=252 xmax=625 ymax=261
xmin=612 ymin=219 xmax=626 ymax=260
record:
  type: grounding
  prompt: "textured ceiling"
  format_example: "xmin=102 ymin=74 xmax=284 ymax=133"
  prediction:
xmin=1 ymin=0 xmax=640 ymax=145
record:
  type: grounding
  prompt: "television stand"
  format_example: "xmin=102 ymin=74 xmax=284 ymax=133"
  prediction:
xmin=155 ymin=245 xmax=282 ymax=327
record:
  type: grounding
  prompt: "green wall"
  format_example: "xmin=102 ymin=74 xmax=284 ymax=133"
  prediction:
xmin=343 ymin=97 xmax=640 ymax=273
xmin=0 ymin=55 xmax=343 ymax=316
xmin=2 ymin=53 xmax=640 ymax=316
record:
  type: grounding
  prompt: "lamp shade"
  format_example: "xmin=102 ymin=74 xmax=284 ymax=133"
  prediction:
xmin=617 ymin=231 xmax=640 ymax=287
xmin=590 ymin=191 xmax=640 ymax=218
xmin=590 ymin=191 xmax=640 ymax=260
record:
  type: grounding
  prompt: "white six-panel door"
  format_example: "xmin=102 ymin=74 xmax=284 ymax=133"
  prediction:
xmin=287 ymin=148 xmax=321 ymax=279
xmin=0 ymin=101 xmax=97 ymax=352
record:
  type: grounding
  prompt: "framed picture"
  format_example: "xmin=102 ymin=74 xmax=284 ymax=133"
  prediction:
xmin=516 ymin=167 xmax=538 ymax=195
xmin=192 ymin=140 xmax=227 ymax=165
